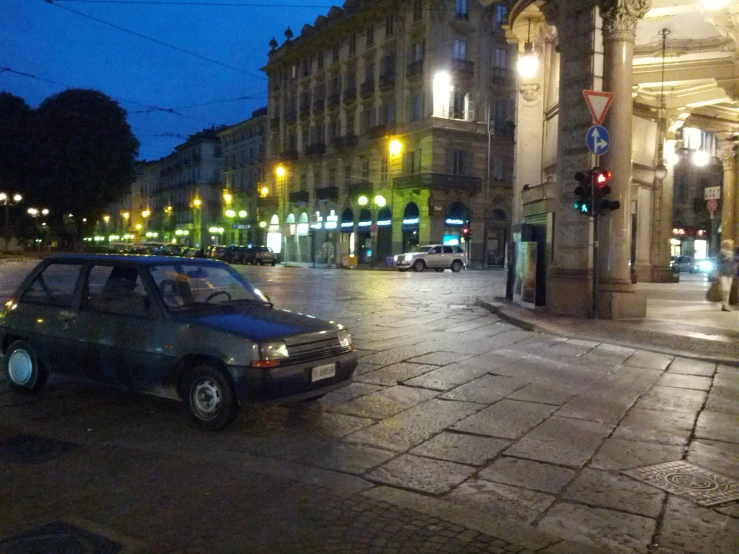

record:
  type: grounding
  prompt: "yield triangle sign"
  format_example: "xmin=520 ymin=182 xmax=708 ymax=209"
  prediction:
xmin=583 ymin=90 xmax=614 ymax=125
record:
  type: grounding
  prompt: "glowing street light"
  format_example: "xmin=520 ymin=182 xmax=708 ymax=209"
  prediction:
xmin=223 ymin=192 xmax=233 ymax=204
xmin=259 ymin=221 xmax=267 ymax=228
xmin=141 ymin=209 xmax=151 ymax=218
xmin=357 ymin=195 xmax=369 ymax=206
xmin=192 ymin=198 xmax=202 ymax=208
xmin=389 ymin=139 xmax=403 ymax=157
xmin=103 ymin=215 xmax=110 ymax=224
xmin=13 ymin=194 xmax=21 ymax=203
xmin=27 ymin=208 xmax=38 ymax=216
xmin=225 ymin=209 xmax=236 ymax=218
xmin=374 ymin=195 xmax=387 ymax=207
xmin=238 ymin=210 xmax=247 ymax=218
xmin=275 ymin=165 xmax=286 ymax=178
xmin=692 ymin=151 xmax=710 ymax=167
xmin=260 ymin=186 xmax=270 ymax=197
xmin=41 ymin=209 xmax=49 ymax=216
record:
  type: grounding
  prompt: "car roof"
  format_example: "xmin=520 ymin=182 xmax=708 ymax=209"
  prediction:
xmin=44 ymin=254 xmax=228 ymax=267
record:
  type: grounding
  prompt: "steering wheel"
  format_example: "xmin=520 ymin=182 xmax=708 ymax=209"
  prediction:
xmin=204 ymin=290 xmax=232 ymax=303
xmin=159 ymin=278 xmax=177 ymax=296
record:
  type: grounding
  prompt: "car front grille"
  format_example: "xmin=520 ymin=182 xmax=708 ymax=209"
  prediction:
xmin=287 ymin=338 xmax=351 ymax=364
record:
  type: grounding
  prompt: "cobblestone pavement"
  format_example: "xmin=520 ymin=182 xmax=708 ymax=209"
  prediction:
xmin=0 ymin=264 xmax=738 ymax=553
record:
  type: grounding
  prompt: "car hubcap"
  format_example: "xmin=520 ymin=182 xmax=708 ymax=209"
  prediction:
xmin=8 ymin=350 xmax=33 ymax=385
xmin=191 ymin=378 xmax=221 ymax=420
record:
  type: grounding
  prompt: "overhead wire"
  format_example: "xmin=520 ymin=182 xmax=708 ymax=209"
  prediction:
xmin=45 ymin=0 xmax=267 ymax=80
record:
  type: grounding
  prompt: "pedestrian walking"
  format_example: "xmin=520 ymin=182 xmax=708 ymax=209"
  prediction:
xmin=717 ymin=239 xmax=736 ymax=312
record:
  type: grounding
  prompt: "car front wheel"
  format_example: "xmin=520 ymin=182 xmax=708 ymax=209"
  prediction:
xmin=413 ymin=260 xmax=425 ymax=272
xmin=451 ymin=260 xmax=463 ymax=273
xmin=183 ymin=365 xmax=239 ymax=430
xmin=5 ymin=340 xmax=47 ymax=393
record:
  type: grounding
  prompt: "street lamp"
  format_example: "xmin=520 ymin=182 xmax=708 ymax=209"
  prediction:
xmin=389 ymin=139 xmax=403 ymax=157
xmin=517 ymin=19 xmax=538 ymax=79
xmin=275 ymin=165 xmax=286 ymax=178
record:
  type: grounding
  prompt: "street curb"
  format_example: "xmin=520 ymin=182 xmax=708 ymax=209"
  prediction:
xmin=475 ymin=297 xmax=739 ymax=366
xmin=361 ymin=486 xmax=608 ymax=553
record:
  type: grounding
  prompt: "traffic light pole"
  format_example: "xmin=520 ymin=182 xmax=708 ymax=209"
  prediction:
xmin=591 ymin=165 xmax=599 ymax=320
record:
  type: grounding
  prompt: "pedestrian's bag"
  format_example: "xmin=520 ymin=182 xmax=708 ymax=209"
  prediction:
xmin=706 ymin=280 xmax=723 ymax=303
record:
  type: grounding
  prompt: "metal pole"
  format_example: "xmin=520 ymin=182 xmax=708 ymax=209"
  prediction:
xmin=483 ymin=98 xmax=492 ymax=269
xmin=4 ymin=201 xmax=9 ymax=246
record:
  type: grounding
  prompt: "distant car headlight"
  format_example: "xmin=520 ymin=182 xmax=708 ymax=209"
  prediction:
xmin=404 ymin=253 xmax=413 ymax=262
xmin=337 ymin=329 xmax=353 ymax=349
xmin=253 ymin=341 xmax=289 ymax=368
xmin=698 ymin=261 xmax=714 ymax=272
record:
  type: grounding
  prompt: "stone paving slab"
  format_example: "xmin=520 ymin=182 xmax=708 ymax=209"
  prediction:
xmin=694 ymin=410 xmax=739 ymax=444
xmin=451 ymin=400 xmax=557 ymax=439
xmin=538 ymin=502 xmax=657 ymax=554
xmin=296 ymin=442 xmax=396 ymax=474
xmin=624 ymin=350 xmax=674 ymax=370
xmin=345 ymin=399 xmax=483 ymax=452
xmin=478 ymin=457 xmax=576 ymax=494
xmin=439 ymin=374 xmax=531 ymax=404
xmin=403 ymin=363 xmax=492 ymax=391
xmin=328 ymin=385 xmax=438 ymax=419
xmin=407 ymin=351 xmax=473 ymax=366
xmin=657 ymin=373 xmax=713 ymax=392
xmin=589 ymin=438 xmax=685 ymax=471
xmin=409 ymin=431 xmax=510 ymax=466
xmin=633 ymin=386 xmax=708 ymax=413
xmin=704 ymin=382 xmax=739 ymax=414
xmin=563 ymin=468 xmax=666 ymax=518
xmin=366 ymin=454 xmax=477 ymax=495
xmin=507 ymin=381 xmax=581 ymax=406
xmin=667 ymin=358 xmax=717 ymax=377
xmin=321 ymin=382 xmax=385 ymax=405
xmin=445 ymin=479 xmax=556 ymax=525
xmin=353 ymin=362 xmax=438 ymax=386
xmin=505 ymin=417 xmax=613 ymax=468
xmin=612 ymin=408 xmax=697 ymax=446
xmin=656 ymin=496 xmax=739 ymax=554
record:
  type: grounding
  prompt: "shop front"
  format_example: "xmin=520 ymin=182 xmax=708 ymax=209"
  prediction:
xmin=376 ymin=206 xmax=393 ymax=265
xmin=401 ymin=202 xmax=420 ymax=253
xmin=443 ymin=201 xmax=470 ymax=246
xmin=357 ymin=208 xmax=373 ymax=264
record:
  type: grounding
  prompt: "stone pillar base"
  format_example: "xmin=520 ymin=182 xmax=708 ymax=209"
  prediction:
xmin=547 ymin=270 xmax=592 ymax=318
xmin=596 ymin=290 xmax=647 ymax=320
xmin=650 ymin=266 xmax=679 ymax=283
xmin=633 ymin=263 xmax=652 ymax=283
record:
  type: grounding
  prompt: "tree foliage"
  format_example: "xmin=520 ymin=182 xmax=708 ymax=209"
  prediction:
xmin=33 ymin=89 xmax=139 ymax=220
xmin=0 ymin=92 xmax=33 ymax=194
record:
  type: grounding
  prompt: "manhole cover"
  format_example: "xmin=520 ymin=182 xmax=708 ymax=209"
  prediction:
xmin=623 ymin=461 xmax=739 ymax=507
xmin=0 ymin=520 xmax=122 ymax=553
xmin=0 ymin=434 xmax=78 ymax=465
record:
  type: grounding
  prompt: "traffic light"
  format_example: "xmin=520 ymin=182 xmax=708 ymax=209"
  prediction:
xmin=592 ymin=169 xmax=620 ymax=214
xmin=573 ymin=171 xmax=593 ymax=215
xmin=462 ymin=226 xmax=471 ymax=241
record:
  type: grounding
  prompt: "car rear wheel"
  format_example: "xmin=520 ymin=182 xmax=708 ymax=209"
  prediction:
xmin=183 ymin=365 xmax=239 ymax=430
xmin=413 ymin=260 xmax=425 ymax=272
xmin=5 ymin=340 xmax=47 ymax=393
xmin=451 ymin=260 xmax=463 ymax=273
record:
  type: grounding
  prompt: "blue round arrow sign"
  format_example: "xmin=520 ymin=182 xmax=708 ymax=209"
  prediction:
xmin=586 ymin=125 xmax=610 ymax=156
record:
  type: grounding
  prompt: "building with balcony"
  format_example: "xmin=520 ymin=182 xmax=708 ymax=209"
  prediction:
xmin=263 ymin=0 xmax=515 ymax=267
xmin=218 ymin=107 xmax=268 ymax=245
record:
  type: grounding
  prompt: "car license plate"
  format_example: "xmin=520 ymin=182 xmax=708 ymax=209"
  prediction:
xmin=311 ymin=363 xmax=336 ymax=382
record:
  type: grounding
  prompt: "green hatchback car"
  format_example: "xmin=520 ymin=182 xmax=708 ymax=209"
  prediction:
xmin=0 ymin=255 xmax=357 ymax=429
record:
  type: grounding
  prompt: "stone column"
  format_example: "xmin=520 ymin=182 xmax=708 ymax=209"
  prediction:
xmin=597 ymin=0 xmax=649 ymax=318
xmin=721 ymin=147 xmax=736 ymax=246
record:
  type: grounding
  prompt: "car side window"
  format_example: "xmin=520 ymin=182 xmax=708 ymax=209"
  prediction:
xmin=20 ymin=263 xmax=82 ymax=307
xmin=430 ymin=246 xmax=442 ymax=254
xmin=443 ymin=246 xmax=454 ymax=254
xmin=83 ymin=265 xmax=151 ymax=318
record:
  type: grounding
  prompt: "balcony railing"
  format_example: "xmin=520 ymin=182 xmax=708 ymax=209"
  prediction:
xmin=279 ymin=149 xmax=299 ymax=161
xmin=452 ymin=59 xmax=474 ymax=79
xmin=366 ymin=124 xmax=388 ymax=139
xmin=305 ymin=143 xmax=326 ymax=156
xmin=343 ymin=86 xmax=357 ymax=103
xmin=379 ymin=72 xmax=396 ymax=90
xmin=360 ymin=81 xmax=375 ymax=98
xmin=347 ymin=180 xmax=372 ymax=198
xmin=256 ymin=195 xmax=279 ymax=208
xmin=313 ymin=99 xmax=325 ymax=114
xmin=327 ymin=93 xmax=341 ymax=109
xmin=406 ymin=60 xmax=423 ymax=78
xmin=289 ymin=190 xmax=309 ymax=204
xmin=393 ymin=173 xmax=481 ymax=192
xmin=299 ymin=105 xmax=311 ymax=119
xmin=316 ymin=186 xmax=339 ymax=201
xmin=333 ymin=134 xmax=358 ymax=149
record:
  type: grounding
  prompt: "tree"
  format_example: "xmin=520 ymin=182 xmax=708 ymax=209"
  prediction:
xmin=34 ymin=89 xmax=139 ymax=222
xmin=0 ymin=92 xmax=34 ymax=195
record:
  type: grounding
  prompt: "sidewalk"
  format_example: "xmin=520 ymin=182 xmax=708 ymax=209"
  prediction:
xmin=475 ymin=296 xmax=739 ymax=364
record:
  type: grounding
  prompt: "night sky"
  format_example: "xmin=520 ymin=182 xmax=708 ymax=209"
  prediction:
xmin=1 ymin=0 xmax=332 ymax=160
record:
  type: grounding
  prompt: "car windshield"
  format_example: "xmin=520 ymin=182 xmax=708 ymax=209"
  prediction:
xmin=149 ymin=263 xmax=268 ymax=312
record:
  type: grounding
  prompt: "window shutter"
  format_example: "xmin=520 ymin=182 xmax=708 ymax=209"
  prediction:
xmin=448 ymin=90 xmax=455 ymax=118
xmin=466 ymin=99 xmax=475 ymax=122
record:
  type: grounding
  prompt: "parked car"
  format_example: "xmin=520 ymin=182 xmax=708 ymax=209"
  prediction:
xmin=247 ymin=246 xmax=277 ymax=266
xmin=0 ymin=255 xmax=357 ymax=429
xmin=394 ymin=245 xmax=468 ymax=272
xmin=670 ymin=255 xmax=695 ymax=273
xmin=205 ymin=245 xmax=227 ymax=261
xmin=223 ymin=246 xmax=250 ymax=264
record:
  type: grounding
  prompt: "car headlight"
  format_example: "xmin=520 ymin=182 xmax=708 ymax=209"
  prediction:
xmin=404 ymin=253 xmax=413 ymax=262
xmin=337 ymin=329 xmax=353 ymax=349
xmin=260 ymin=340 xmax=289 ymax=360
xmin=698 ymin=261 xmax=713 ymax=272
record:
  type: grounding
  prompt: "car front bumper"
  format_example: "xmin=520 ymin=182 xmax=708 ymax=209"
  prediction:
xmin=228 ymin=350 xmax=358 ymax=404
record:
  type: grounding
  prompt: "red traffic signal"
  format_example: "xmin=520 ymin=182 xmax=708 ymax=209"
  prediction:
xmin=593 ymin=169 xmax=612 ymax=187
xmin=462 ymin=227 xmax=470 ymax=235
